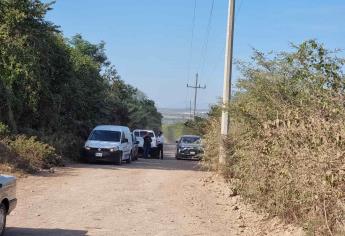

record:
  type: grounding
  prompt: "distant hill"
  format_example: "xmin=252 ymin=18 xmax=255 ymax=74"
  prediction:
xmin=158 ymin=108 xmax=208 ymax=125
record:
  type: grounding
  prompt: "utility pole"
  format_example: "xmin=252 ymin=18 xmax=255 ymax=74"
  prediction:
xmin=187 ymin=73 xmax=206 ymax=119
xmin=189 ymin=100 xmax=192 ymax=119
xmin=219 ymin=0 xmax=235 ymax=165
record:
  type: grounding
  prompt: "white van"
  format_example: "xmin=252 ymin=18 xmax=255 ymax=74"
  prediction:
xmin=82 ymin=125 xmax=133 ymax=165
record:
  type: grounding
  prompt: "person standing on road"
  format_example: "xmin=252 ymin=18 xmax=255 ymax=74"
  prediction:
xmin=143 ymin=133 xmax=152 ymax=159
xmin=157 ymin=131 xmax=165 ymax=159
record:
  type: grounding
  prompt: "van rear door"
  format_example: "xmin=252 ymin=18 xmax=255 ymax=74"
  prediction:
xmin=134 ymin=131 xmax=145 ymax=148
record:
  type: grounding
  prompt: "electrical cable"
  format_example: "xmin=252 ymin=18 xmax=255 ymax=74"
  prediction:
xmin=198 ymin=0 xmax=215 ymax=78
xmin=209 ymin=0 xmax=245 ymax=83
xmin=185 ymin=0 xmax=198 ymax=116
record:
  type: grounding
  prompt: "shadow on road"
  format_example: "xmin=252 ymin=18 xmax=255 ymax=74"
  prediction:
xmin=71 ymin=156 xmax=202 ymax=172
xmin=44 ymin=144 xmax=203 ymax=173
xmin=6 ymin=227 xmax=88 ymax=236
xmin=126 ymin=158 xmax=202 ymax=171
xmin=69 ymin=144 xmax=202 ymax=172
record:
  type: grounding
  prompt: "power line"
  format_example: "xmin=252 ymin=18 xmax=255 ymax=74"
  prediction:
xmin=185 ymin=0 xmax=198 ymax=113
xmin=198 ymin=0 xmax=215 ymax=76
xmin=209 ymin=0 xmax=244 ymax=81
xmin=187 ymin=0 xmax=197 ymax=83
xmin=236 ymin=0 xmax=244 ymax=17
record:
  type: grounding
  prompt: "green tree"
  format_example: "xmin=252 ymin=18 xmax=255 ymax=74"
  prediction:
xmin=0 ymin=0 xmax=162 ymax=158
xmin=0 ymin=0 xmax=57 ymax=131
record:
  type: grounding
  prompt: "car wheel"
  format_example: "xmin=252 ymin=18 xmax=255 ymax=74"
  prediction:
xmin=0 ymin=203 xmax=7 ymax=236
xmin=130 ymin=152 xmax=135 ymax=162
xmin=126 ymin=153 xmax=132 ymax=164
xmin=116 ymin=152 xmax=123 ymax=165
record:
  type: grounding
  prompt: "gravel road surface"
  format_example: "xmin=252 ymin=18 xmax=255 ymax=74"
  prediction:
xmin=6 ymin=145 xmax=303 ymax=236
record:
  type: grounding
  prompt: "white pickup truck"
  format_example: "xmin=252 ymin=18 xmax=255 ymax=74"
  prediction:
xmin=133 ymin=129 xmax=159 ymax=158
xmin=0 ymin=175 xmax=17 ymax=235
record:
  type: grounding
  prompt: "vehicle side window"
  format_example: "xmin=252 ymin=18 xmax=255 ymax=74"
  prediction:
xmin=121 ymin=132 xmax=125 ymax=142
xmin=125 ymin=132 xmax=130 ymax=142
xmin=134 ymin=131 xmax=140 ymax=137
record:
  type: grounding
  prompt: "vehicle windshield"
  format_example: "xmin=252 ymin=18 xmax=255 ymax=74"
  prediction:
xmin=89 ymin=130 xmax=121 ymax=142
xmin=135 ymin=131 xmax=154 ymax=137
xmin=180 ymin=136 xmax=200 ymax=144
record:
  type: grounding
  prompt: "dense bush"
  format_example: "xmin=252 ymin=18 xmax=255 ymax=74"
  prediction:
xmin=202 ymin=41 xmax=345 ymax=234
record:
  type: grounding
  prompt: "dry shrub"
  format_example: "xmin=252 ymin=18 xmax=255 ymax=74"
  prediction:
xmin=201 ymin=117 xmax=236 ymax=176
xmin=0 ymin=140 xmax=16 ymax=167
xmin=232 ymin=106 xmax=345 ymax=235
xmin=202 ymin=117 xmax=221 ymax=170
xmin=0 ymin=135 xmax=62 ymax=173
xmin=202 ymin=41 xmax=345 ymax=234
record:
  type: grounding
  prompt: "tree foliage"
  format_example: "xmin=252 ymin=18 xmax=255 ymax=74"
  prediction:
xmin=0 ymin=0 xmax=162 ymax=158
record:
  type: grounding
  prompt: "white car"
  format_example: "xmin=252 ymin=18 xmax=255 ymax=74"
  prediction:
xmin=0 ymin=175 xmax=17 ymax=236
xmin=133 ymin=129 xmax=159 ymax=158
xmin=82 ymin=125 xmax=133 ymax=165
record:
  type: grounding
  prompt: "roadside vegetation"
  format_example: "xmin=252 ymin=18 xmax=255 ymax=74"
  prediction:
xmin=161 ymin=110 xmax=220 ymax=143
xmin=0 ymin=0 xmax=162 ymax=173
xmin=202 ymin=40 xmax=345 ymax=235
xmin=162 ymin=122 xmax=199 ymax=143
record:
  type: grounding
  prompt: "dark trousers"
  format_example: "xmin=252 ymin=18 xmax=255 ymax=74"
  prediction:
xmin=157 ymin=144 xmax=163 ymax=159
xmin=144 ymin=144 xmax=151 ymax=158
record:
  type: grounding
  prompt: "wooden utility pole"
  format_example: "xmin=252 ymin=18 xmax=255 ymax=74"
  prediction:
xmin=219 ymin=0 xmax=235 ymax=165
xmin=187 ymin=73 xmax=206 ymax=119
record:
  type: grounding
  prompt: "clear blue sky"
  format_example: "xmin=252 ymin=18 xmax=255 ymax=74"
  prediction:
xmin=45 ymin=0 xmax=345 ymax=109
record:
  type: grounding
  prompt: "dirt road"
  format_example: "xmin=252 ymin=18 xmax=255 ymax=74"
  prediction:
xmin=6 ymin=145 xmax=303 ymax=236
